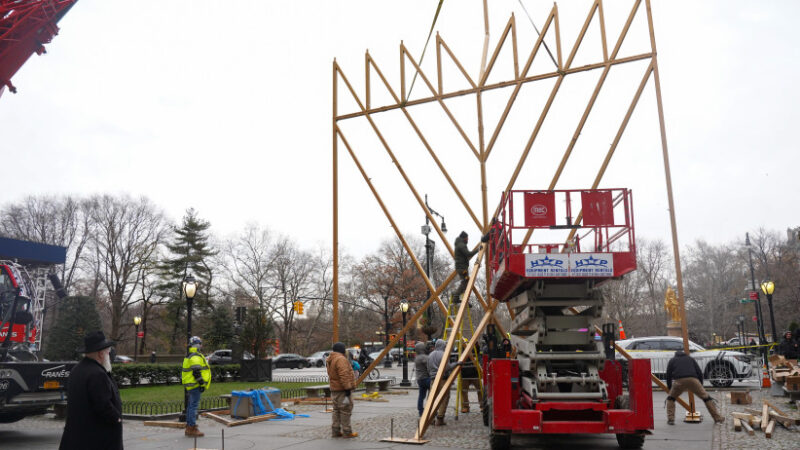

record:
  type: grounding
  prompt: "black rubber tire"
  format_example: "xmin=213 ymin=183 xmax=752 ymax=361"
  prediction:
xmin=706 ymin=362 xmax=735 ymax=388
xmin=0 ymin=412 xmax=28 ymax=423
xmin=488 ymin=401 xmax=511 ymax=450
xmin=615 ymin=433 xmax=645 ymax=449
xmin=316 ymin=360 xmax=323 ymax=368
xmin=614 ymin=395 xmax=645 ymax=449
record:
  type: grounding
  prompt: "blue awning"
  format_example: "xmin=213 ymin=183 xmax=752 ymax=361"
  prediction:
xmin=0 ymin=237 xmax=67 ymax=265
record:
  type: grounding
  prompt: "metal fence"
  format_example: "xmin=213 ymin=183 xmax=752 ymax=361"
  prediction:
xmin=121 ymin=395 xmax=229 ymax=416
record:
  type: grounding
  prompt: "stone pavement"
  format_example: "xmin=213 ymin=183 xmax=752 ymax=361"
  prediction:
xmin=0 ymin=384 xmax=726 ymax=450
xmin=712 ymin=387 xmax=800 ymax=450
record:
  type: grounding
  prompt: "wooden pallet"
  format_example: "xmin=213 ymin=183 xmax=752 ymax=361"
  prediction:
xmin=201 ymin=410 xmax=278 ymax=427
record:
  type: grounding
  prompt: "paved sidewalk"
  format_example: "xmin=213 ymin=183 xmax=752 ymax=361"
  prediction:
xmin=0 ymin=385 xmax=721 ymax=449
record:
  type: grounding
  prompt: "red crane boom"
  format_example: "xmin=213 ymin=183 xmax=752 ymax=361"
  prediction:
xmin=0 ymin=0 xmax=76 ymax=96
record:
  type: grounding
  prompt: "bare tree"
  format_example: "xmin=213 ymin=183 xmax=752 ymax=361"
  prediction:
xmin=87 ymin=195 xmax=166 ymax=342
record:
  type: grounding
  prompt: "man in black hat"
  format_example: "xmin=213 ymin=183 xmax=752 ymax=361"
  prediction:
xmin=59 ymin=331 xmax=123 ymax=450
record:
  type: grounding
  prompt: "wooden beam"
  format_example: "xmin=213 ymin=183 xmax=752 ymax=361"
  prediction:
xmin=765 ymin=419 xmax=775 ymax=438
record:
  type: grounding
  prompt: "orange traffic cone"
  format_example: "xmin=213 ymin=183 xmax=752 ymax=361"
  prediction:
xmin=761 ymin=364 xmax=771 ymax=388
xmin=618 ymin=321 xmax=627 ymax=340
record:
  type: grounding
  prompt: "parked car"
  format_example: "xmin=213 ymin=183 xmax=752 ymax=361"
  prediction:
xmin=615 ymin=336 xmax=752 ymax=387
xmin=306 ymin=351 xmax=330 ymax=367
xmin=208 ymin=349 xmax=254 ymax=365
xmin=208 ymin=349 xmax=233 ymax=365
xmin=113 ymin=355 xmax=134 ymax=364
xmin=272 ymin=353 xmax=308 ymax=369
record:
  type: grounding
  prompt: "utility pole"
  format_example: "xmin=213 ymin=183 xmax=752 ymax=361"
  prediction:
xmin=745 ymin=233 xmax=768 ymax=368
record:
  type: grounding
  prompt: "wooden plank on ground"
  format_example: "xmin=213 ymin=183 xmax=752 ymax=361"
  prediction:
xmin=201 ymin=410 xmax=278 ymax=427
xmin=380 ymin=437 xmax=430 ymax=445
xmin=765 ymin=419 xmax=775 ymax=438
xmin=763 ymin=399 xmax=789 ymax=417
xmin=731 ymin=412 xmax=755 ymax=426
xmin=741 ymin=420 xmax=755 ymax=436
xmin=733 ymin=417 xmax=742 ymax=432
xmin=768 ymin=410 xmax=800 ymax=427
xmin=143 ymin=420 xmax=185 ymax=428
xmin=762 ymin=403 xmax=769 ymax=426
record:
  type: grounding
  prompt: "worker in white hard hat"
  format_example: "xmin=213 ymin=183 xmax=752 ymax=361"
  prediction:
xmin=182 ymin=336 xmax=211 ymax=437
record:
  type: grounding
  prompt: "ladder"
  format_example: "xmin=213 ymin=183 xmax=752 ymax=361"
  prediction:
xmin=442 ymin=293 xmax=483 ymax=420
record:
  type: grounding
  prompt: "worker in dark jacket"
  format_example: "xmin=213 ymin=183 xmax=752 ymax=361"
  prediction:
xmin=453 ymin=231 xmax=487 ymax=302
xmin=59 ymin=331 xmax=123 ymax=450
xmin=665 ymin=350 xmax=724 ymax=425
xmin=777 ymin=331 xmax=799 ymax=359
xmin=427 ymin=339 xmax=462 ymax=425
xmin=414 ymin=341 xmax=431 ymax=416
xmin=459 ymin=349 xmax=482 ymax=413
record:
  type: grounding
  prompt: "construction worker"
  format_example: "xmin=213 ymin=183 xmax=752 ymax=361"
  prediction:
xmin=327 ymin=342 xmax=358 ymax=438
xmin=427 ymin=339 xmax=462 ymax=425
xmin=459 ymin=348 xmax=482 ymax=413
xmin=414 ymin=341 xmax=431 ymax=416
xmin=182 ymin=336 xmax=211 ymax=437
xmin=665 ymin=350 xmax=724 ymax=425
xmin=453 ymin=231 xmax=488 ymax=303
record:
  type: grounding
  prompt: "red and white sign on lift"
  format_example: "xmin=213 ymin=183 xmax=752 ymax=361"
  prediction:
xmin=524 ymin=192 xmax=556 ymax=227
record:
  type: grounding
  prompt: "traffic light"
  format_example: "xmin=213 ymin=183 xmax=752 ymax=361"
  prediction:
xmin=293 ymin=301 xmax=304 ymax=315
xmin=390 ymin=334 xmax=396 ymax=342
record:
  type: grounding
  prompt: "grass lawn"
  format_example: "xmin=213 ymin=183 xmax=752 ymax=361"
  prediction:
xmin=119 ymin=381 xmax=322 ymax=403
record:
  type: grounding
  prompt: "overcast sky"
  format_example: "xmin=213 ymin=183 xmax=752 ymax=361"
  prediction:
xmin=2 ymin=0 xmax=797 ymax=257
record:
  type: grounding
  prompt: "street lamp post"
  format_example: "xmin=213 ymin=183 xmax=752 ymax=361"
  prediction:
xmin=737 ymin=315 xmax=745 ymax=346
xmin=383 ymin=296 xmax=392 ymax=368
xmin=421 ymin=194 xmax=446 ymax=338
xmin=133 ymin=316 xmax=142 ymax=362
xmin=181 ymin=274 xmax=197 ymax=422
xmin=745 ymin=233 xmax=768 ymax=367
xmin=761 ymin=281 xmax=776 ymax=347
xmin=400 ymin=300 xmax=410 ymax=387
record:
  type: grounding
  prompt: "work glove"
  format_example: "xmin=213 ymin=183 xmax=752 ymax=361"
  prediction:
xmin=345 ymin=389 xmax=351 ymax=397
xmin=199 ymin=386 xmax=205 ymax=393
xmin=481 ymin=233 xmax=490 ymax=243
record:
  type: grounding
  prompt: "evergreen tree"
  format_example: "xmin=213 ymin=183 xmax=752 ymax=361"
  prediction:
xmin=44 ymin=296 xmax=102 ymax=361
xmin=204 ymin=306 xmax=234 ymax=350
xmin=157 ymin=208 xmax=216 ymax=351
xmin=240 ymin=307 xmax=274 ymax=359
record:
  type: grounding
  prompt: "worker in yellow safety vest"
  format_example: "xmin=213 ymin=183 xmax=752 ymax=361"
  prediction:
xmin=182 ymin=336 xmax=211 ymax=437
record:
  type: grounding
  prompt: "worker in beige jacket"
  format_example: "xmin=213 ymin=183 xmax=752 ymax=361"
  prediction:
xmin=326 ymin=342 xmax=358 ymax=438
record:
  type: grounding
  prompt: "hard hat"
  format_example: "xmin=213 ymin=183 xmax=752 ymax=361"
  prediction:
xmin=189 ymin=336 xmax=202 ymax=346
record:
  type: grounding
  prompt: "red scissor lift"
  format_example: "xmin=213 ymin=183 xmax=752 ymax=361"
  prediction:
xmin=0 ymin=0 xmax=76 ymax=96
xmin=483 ymin=189 xmax=653 ymax=449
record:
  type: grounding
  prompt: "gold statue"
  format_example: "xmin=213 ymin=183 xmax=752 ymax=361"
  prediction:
xmin=664 ymin=287 xmax=681 ymax=322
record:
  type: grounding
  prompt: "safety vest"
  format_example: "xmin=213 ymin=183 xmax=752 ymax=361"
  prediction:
xmin=181 ymin=346 xmax=211 ymax=391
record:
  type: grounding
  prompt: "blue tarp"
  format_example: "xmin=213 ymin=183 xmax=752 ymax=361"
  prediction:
xmin=231 ymin=388 xmax=309 ymax=421
xmin=0 ymin=237 xmax=66 ymax=265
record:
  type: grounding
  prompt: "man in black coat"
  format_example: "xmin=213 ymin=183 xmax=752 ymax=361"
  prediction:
xmin=777 ymin=331 xmax=799 ymax=359
xmin=60 ymin=331 xmax=123 ymax=450
xmin=665 ymin=350 xmax=723 ymax=425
